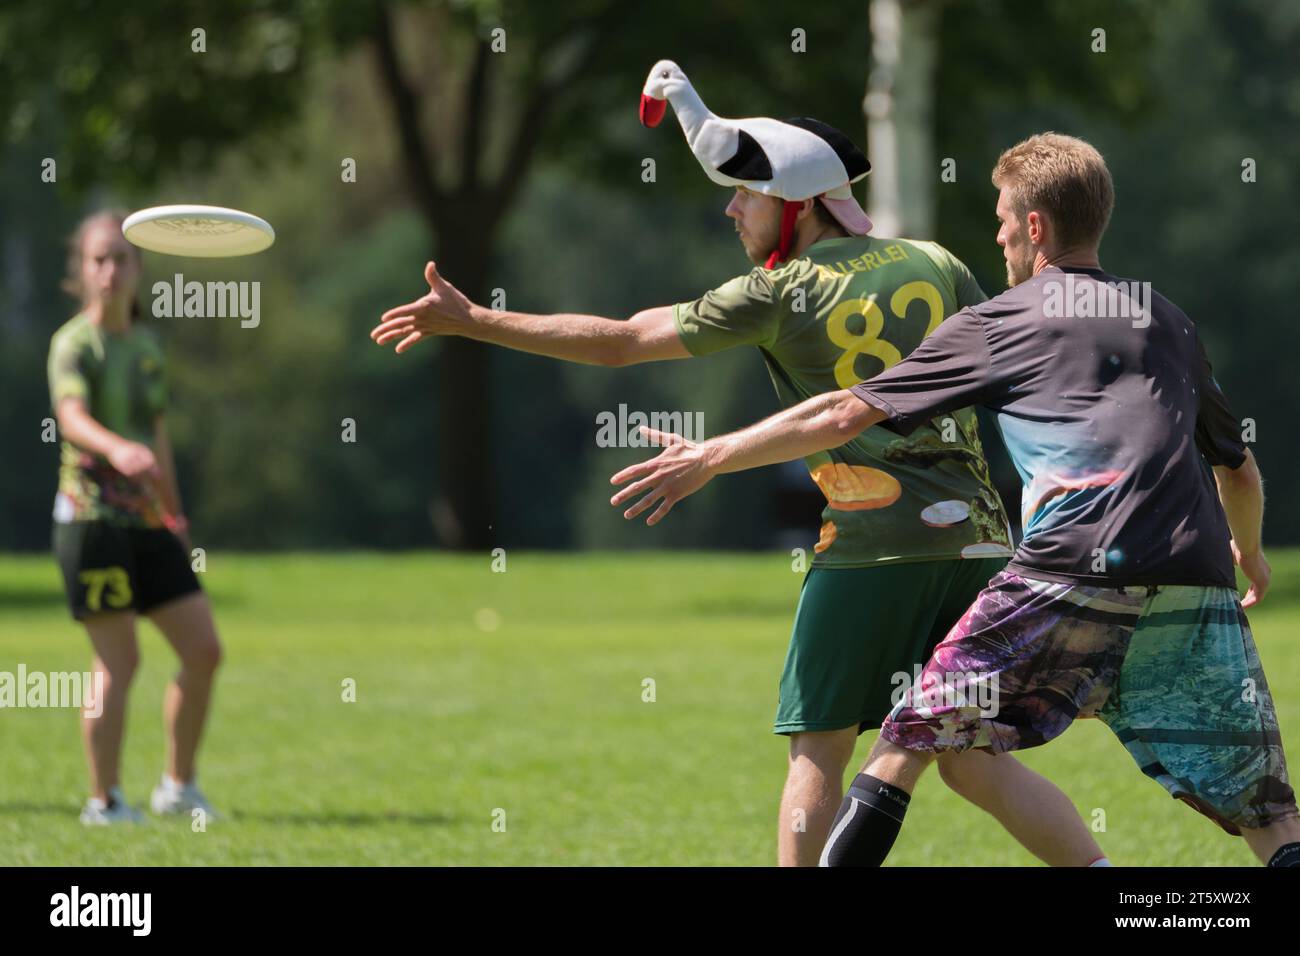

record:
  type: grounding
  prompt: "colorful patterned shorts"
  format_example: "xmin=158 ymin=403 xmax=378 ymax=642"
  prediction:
xmin=881 ymin=571 xmax=1298 ymax=833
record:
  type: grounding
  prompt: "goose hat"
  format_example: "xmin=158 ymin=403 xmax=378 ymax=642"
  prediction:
xmin=639 ymin=59 xmax=872 ymax=268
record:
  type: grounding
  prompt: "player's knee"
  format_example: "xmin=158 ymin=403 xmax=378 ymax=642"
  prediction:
xmin=789 ymin=728 xmax=857 ymax=778
xmin=936 ymin=751 xmax=989 ymax=800
xmin=187 ymin=634 xmax=223 ymax=676
xmin=97 ymin=651 xmax=140 ymax=690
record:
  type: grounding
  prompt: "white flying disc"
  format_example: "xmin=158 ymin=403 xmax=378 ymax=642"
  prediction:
xmin=122 ymin=204 xmax=274 ymax=257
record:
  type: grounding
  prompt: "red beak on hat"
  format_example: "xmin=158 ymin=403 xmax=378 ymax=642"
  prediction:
xmin=639 ymin=94 xmax=667 ymax=128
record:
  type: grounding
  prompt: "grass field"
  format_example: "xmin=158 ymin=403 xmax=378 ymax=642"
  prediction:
xmin=1 ymin=550 xmax=1297 ymax=866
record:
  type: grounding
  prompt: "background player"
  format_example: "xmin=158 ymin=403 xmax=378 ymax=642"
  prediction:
xmin=48 ymin=210 xmax=222 ymax=824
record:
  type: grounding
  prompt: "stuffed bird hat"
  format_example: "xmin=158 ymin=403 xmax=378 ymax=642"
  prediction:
xmin=640 ymin=59 xmax=873 ymax=267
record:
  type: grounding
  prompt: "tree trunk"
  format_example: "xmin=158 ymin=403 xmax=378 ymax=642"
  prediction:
xmin=865 ymin=0 xmax=938 ymax=239
xmin=427 ymin=213 xmax=496 ymax=550
xmin=369 ymin=2 xmax=624 ymax=549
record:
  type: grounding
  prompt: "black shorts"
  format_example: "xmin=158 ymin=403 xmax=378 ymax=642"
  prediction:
xmin=53 ymin=520 xmax=201 ymax=620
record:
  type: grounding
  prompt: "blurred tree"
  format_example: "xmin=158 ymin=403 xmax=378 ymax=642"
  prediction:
xmin=0 ymin=0 xmax=878 ymax=548
xmin=350 ymin=0 xmax=881 ymax=547
xmin=867 ymin=0 xmax=1155 ymax=237
xmin=10 ymin=0 xmax=1294 ymax=557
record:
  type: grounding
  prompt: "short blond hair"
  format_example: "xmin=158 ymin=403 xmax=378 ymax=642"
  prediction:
xmin=992 ymin=133 xmax=1114 ymax=250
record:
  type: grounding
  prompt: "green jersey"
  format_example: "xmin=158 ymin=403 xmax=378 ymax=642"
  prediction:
xmin=673 ymin=236 xmax=1013 ymax=568
xmin=47 ymin=313 xmax=169 ymax=528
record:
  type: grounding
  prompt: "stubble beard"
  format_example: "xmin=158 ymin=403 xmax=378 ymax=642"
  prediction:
xmin=1006 ymin=251 xmax=1033 ymax=288
xmin=738 ymin=219 xmax=780 ymax=267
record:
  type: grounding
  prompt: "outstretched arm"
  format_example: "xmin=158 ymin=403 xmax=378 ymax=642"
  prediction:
xmin=56 ymin=397 xmax=160 ymax=481
xmin=1214 ymin=448 xmax=1269 ymax=607
xmin=609 ymin=389 xmax=885 ymax=525
xmin=371 ymin=261 xmax=689 ymax=367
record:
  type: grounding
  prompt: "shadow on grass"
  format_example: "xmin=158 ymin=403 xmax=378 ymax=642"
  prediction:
xmin=0 ymin=801 xmax=76 ymax=816
xmin=0 ymin=586 xmax=66 ymax=609
xmin=0 ymin=803 xmax=452 ymax=829
xmin=231 ymin=810 xmax=454 ymax=827
xmin=0 ymin=584 xmax=245 ymax=612
xmin=679 ymin=595 xmax=796 ymax=617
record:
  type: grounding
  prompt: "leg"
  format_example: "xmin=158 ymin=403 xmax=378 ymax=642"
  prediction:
xmin=821 ymin=570 xmax=1139 ymax=866
xmin=773 ymin=563 xmax=957 ymax=864
xmin=1104 ymin=586 xmax=1300 ymax=864
xmin=1242 ymin=817 xmax=1300 ymax=864
xmin=819 ymin=737 xmax=934 ymax=866
xmin=82 ymin=612 xmax=140 ymax=801
xmin=862 ymin=734 xmax=934 ymax=792
xmin=779 ymin=726 xmax=859 ymax=866
xmin=147 ymin=592 xmax=222 ymax=783
xmin=926 ymin=557 xmax=1104 ymax=864
xmin=937 ymin=749 xmax=1105 ymax=865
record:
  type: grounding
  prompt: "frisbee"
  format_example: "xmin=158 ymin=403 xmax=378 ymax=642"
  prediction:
xmin=122 ymin=204 xmax=275 ymax=257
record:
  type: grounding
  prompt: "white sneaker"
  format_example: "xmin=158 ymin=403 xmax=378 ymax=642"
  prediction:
xmin=80 ymin=787 xmax=146 ymax=826
xmin=150 ymin=774 xmax=219 ymax=820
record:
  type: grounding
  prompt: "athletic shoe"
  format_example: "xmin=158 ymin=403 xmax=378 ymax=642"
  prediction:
xmin=80 ymin=787 xmax=145 ymax=826
xmin=150 ymin=774 xmax=219 ymax=820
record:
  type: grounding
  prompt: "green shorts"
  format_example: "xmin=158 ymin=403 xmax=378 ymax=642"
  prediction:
xmin=774 ymin=557 xmax=1007 ymax=736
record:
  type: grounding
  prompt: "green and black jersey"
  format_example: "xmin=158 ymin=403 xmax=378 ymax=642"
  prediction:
xmin=673 ymin=236 xmax=1013 ymax=568
xmin=47 ymin=313 xmax=169 ymax=528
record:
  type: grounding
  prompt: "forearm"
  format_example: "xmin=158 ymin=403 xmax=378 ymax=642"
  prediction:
xmin=57 ymin=402 xmax=128 ymax=459
xmin=1215 ymin=451 xmax=1264 ymax=554
xmin=462 ymin=304 xmax=632 ymax=366
xmin=704 ymin=390 xmax=885 ymax=475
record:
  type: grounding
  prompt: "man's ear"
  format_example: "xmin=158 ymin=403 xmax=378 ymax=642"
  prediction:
xmin=795 ymin=197 xmax=817 ymax=221
xmin=1026 ymin=210 xmax=1046 ymax=245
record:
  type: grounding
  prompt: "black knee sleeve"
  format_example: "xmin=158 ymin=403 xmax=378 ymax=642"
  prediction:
xmin=819 ymin=773 xmax=911 ymax=867
xmin=1267 ymin=842 xmax=1300 ymax=867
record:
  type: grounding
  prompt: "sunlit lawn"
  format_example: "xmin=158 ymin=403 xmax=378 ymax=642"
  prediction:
xmin=2 ymin=550 xmax=1295 ymax=865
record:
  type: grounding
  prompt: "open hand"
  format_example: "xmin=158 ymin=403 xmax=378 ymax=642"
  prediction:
xmin=609 ymin=427 xmax=717 ymax=525
xmin=1233 ymin=541 xmax=1270 ymax=608
xmin=371 ymin=261 xmax=477 ymax=353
